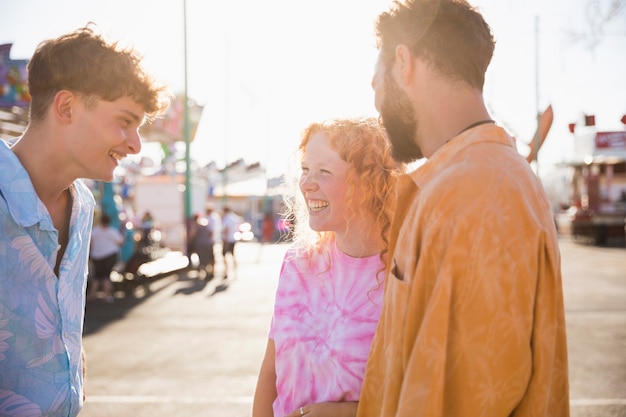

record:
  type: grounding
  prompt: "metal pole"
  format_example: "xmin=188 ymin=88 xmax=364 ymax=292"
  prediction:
xmin=222 ymin=36 xmax=229 ymax=204
xmin=534 ymin=15 xmax=541 ymax=176
xmin=183 ymin=0 xmax=191 ymax=219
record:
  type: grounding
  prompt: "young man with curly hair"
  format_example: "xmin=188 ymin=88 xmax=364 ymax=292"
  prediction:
xmin=0 ymin=25 xmax=170 ymax=416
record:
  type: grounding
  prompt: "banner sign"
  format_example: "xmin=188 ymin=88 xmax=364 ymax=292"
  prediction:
xmin=595 ymin=131 xmax=626 ymax=150
xmin=0 ymin=44 xmax=30 ymax=108
xmin=141 ymin=95 xmax=204 ymax=144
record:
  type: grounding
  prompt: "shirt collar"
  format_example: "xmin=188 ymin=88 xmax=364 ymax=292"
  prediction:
xmin=408 ymin=124 xmax=515 ymax=188
xmin=0 ymin=139 xmax=54 ymax=229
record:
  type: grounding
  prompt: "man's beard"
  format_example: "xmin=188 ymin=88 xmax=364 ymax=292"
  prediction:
xmin=379 ymin=73 xmax=423 ymax=163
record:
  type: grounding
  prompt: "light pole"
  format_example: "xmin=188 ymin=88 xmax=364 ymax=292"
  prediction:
xmin=533 ymin=15 xmax=541 ymax=176
xmin=183 ymin=0 xmax=192 ymax=252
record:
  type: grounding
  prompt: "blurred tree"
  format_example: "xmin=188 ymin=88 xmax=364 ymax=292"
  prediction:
xmin=566 ymin=0 xmax=626 ymax=50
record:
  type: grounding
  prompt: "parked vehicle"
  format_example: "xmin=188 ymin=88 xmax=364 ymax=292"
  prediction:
xmin=553 ymin=129 xmax=626 ymax=245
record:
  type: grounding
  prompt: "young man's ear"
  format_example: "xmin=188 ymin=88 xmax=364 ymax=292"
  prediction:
xmin=53 ymin=90 xmax=75 ymax=123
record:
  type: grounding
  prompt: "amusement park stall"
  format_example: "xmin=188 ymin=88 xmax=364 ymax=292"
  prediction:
xmin=0 ymin=43 xmax=29 ymax=140
xmin=554 ymin=121 xmax=626 ymax=245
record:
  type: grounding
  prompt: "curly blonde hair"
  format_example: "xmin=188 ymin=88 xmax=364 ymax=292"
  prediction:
xmin=283 ymin=117 xmax=403 ymax=271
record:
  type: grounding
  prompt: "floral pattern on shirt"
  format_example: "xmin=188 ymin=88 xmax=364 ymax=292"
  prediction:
xmin=0 ymin=140 xmax=95 ymax=417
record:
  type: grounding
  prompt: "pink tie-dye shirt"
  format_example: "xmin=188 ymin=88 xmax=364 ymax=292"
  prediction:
xmin=269 ymin=240 xmax=385 ymax=417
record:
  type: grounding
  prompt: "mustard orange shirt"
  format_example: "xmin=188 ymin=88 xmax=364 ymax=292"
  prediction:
xmin=358 ymin=125 xmax=569 ymax=417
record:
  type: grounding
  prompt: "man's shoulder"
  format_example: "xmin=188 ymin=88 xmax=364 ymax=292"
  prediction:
xmin=0 ymin=151 xmax=45 ymax=227
xmin=0 ymin=140 xmax=30 ymax=189
xmin=225 ymin=213 xmax=238 ymax=223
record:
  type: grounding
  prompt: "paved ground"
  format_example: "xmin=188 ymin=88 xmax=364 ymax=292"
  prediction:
xmin=560 ymin=238 xmax=626 ymax=417
xmin=80 ymin=238 xmax=626 ymax=417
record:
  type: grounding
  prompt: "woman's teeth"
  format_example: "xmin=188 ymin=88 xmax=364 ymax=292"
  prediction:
xmin=308 ymin=200 xmax=329 ymax=212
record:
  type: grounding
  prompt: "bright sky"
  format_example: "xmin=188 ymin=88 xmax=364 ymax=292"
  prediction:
xmin=2 ymin=0 xmax=625 ymax=177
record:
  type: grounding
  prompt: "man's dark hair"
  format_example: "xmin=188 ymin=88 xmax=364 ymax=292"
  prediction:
xmin=100 ymin=214 xmax=111 ymax=227
xmin=376 ymin=0 xmax=495 ymax=89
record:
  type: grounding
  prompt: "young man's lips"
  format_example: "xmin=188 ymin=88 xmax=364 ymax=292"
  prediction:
xmin=109 ymin=151 xmax=124 ymax=162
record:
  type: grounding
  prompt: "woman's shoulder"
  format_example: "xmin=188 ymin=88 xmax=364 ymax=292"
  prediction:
xmin=281 ymin=243 xmax=329 ymax=272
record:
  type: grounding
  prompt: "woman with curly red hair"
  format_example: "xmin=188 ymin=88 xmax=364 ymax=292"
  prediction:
xmin=253 ymin=117 xmax=403 ymax=417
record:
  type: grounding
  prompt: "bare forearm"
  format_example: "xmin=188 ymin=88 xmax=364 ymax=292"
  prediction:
xmin=253 ymin=339 xmax=277 ymax=417
xmin=285 ymin=401 xmax=358 ymax=417
xmin=252 ymin=367 xmax=277 ymax=417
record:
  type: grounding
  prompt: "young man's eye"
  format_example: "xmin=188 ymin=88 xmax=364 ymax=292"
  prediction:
xmin=121 ymin=118 xmax=132 ymax=127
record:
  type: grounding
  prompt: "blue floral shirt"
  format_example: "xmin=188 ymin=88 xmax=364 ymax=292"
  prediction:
xmin=0 ymin=140 xmax=95 ymax=417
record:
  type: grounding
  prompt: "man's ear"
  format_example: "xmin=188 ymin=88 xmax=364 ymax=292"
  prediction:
xmin=394 ymin=44 xmax=415 ymax=86
xmin=53 ymin=90 xmax=75 ymax=123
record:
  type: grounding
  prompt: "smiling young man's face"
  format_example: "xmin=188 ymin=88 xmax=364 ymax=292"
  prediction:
xmin=67 ymin=95 xmax=144 ymax=182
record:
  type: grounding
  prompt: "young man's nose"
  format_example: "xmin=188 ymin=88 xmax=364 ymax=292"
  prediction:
xmin=127 ymin=130 xmax=142 ymax=154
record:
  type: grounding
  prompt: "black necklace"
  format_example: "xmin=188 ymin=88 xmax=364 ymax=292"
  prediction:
xmin=458 ymin=119 xmax=495 ymax=135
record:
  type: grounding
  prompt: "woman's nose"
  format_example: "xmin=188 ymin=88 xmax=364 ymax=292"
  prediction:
xmin=300 ymin=174 xmax=318 ymax=192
